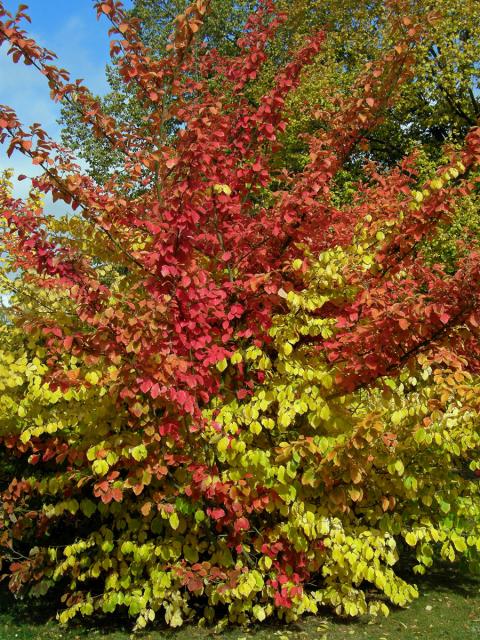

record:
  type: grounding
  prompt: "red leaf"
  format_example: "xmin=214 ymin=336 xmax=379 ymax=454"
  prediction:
xmin=139 ymin=380 xmax=152 ymax=394
xmin=234 ymin=516 xmax=249 ymax=532
xmin=208 ymin=508 xmax=225 ymax=520
xmin=150 ymin=383 xmax=161 ymax=399
xmin=111 ymin=487 xmax=123 ymax=502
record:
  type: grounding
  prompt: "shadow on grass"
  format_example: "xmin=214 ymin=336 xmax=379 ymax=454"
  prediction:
xmin=406 ymin=563 xmax=480 ymax=599
xmin=0 ymin=584 xmax=133 ymax=638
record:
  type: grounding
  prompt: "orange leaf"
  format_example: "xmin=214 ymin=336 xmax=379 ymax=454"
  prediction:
xmin=141 ymin=502 xmax=152 ymax=516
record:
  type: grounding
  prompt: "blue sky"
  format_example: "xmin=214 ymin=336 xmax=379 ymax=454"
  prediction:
xmin=0 ymin=0 xmax=133 ymax=199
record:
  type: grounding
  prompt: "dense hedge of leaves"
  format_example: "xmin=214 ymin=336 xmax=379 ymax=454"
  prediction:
xmin=0 ymin=0 xmax=480 ymax=631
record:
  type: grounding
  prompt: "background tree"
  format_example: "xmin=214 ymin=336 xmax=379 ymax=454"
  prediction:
xmin=61 ymin=0 xmax=480 ymax=179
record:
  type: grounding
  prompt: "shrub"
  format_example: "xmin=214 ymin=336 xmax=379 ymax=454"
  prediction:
xmin=0 ymin=0 xmax=479 ymax=630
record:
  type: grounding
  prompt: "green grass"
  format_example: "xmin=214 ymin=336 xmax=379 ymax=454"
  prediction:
xmin=0 ymin=566 xmax=479 ymax=640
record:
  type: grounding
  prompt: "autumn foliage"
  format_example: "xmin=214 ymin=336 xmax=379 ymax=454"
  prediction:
xmin=0 ymin=0 xmax=480 ymax=631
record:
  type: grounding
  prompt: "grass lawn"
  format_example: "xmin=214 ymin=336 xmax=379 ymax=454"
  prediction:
xmin=0 ymin=566 xmax=478 ymax=640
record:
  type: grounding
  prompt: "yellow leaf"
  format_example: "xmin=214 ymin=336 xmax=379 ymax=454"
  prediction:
xmin=405 ymin=532 xmax=417 ymax=547
xmin=292 ymin=258 xmax=303 ymax=270
xmin=92 ymin=459 xmax=109 ymax=476
xmin=216 ymin=358 xmax=228 ymax=372
xmin=131 ymin=444 xmax=148 ymax=461
xmin=231 ymin=352 xmax=243 ymax=365
xmin=169 ymin=512 xmax=180 ymax=530
xmin=283 ymin=342 xmax=293 ymax=356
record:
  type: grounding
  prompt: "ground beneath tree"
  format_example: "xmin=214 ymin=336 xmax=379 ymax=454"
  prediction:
xmin=0 ymin=566 xmax=478 ymax=640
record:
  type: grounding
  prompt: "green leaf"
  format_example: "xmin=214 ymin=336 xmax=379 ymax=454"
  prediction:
xmin=80 ymin=499 xmax=97 ymax=518
xmin=414 ymin=427 xmax=426 ymax=443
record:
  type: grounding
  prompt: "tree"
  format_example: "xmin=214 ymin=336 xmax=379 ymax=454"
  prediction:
xmin=0 ymin=0 xmax=480 ymax=631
